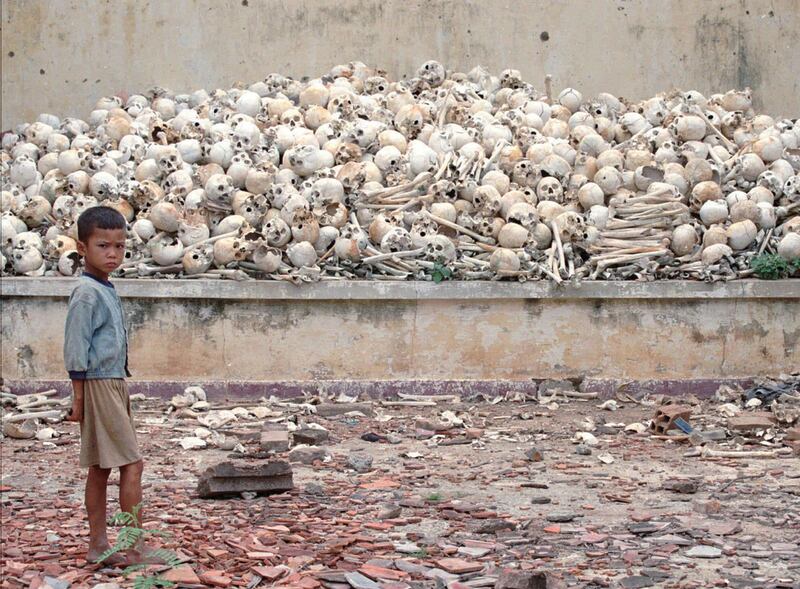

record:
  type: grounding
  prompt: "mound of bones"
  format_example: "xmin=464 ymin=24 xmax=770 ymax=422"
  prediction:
xmin=2 ymin=60 xmax=800 ymax=283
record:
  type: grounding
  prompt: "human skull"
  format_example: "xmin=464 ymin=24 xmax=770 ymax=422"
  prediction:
xmin=46 ymin=234 xmax=77 ymax=259
xmin=380 ymin=227 xmax=414 ymax=253
xmin=553 ymin=211 xmax=586 ymax=243
xmin=536 ymin=177 xmax=564 ymax=202
xmin=424 ymin=234 xmax=456 ymax=263
xmin=287 ymin=240 xmax=318 ymax=267
xmin=417 ymin=60 xmax=446 ymax=87
xmin=232 ymin=121 xmax=261 ymax=151
xmin=156 ymin=146 xmax=183 ymax=176
xmin=252 ymin=243 xmax=282 ymax=273
xmin=57 ymin=250 xmax=82 ymax=276
xmin=205 ymin=173 xmax=235 ymax=205
xmin=149 ymin=234 xmax=185 ymax=266
xmin=181 ymin=244 xmax=214 ymax=275
xmin=213 ymin=236 xmax=249 ymax=266
xmin=263 ymin=217 xmax=292 ymax=247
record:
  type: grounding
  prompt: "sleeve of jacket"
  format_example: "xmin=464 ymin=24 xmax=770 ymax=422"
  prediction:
xmin=64 ymin=295 xmax=96 ymax=380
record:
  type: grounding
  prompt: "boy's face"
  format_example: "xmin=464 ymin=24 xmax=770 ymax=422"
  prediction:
xmin=77 ymin=228 xmax=127 ymax=277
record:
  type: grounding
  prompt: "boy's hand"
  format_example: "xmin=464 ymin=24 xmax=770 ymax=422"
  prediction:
xmin=68 ymin=380 xmax=85 ymax=423
xmin=66 ymin=403 xmax=83 ymax=422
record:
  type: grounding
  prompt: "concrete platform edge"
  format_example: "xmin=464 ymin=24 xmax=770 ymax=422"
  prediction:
xmin=1 ymin=278 xmax=799 ymax=301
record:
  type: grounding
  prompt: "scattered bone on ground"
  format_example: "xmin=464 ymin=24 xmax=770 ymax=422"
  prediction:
xmin=2 ymin=378 xmax=799 ymax=588
xmin=3 ymin=61 xmax=800 ymax=283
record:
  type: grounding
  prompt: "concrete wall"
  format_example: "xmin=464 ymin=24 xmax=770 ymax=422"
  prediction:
xmin=2 ymin=0 xmax=799 ymax=129
xmin=2 ymin=278 xmax=798 ymax=395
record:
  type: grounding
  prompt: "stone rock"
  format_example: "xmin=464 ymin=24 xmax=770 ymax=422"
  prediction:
xmin=531 ymin=496 xmax=552 ymax=505
xmin=693 ymin=499 xmax=722 ymax=514
xmin=292 ymin=427 xmax=329 ymax=446
xmin=3 ymin=419 xmax=37 ymax=439
xmin=686 ymin=545 xmax=722 ymax=558
xmin=700 ymin=428 xmax=728 ymax=441
xmin=305 ymin=482 xmax=327 ymax=496
xmin=288 ymin=446 xmax=330 ymax=465
xmin=575 ymin=444 xmax=592 ymax=455
xmin=260 ymin=426 xmax=289 ymax=452
xmin=394 ymin=542 xmax=423 ymax=555
xmin=476 ymin=519 xmax=516 ymax=534
xmin=179 ymin=436 xmax=207 ymax=450
xmin=196 ymin=459 xmax=293 ymax=498
xmin=539 ymin=379 xmax=576 ymax=395
xmin=619 ymin=576 xmax=654 ymax=589
xmin=348 ymin=452 xmax=374 ymax=473
xmin=345 ymin=571 xmax=381 ymax=589
xmin=316 ymin=402 xmax=375 ymax=418
xmin=727 ymin=412 xmax=775 ymax=431
xmin=378 ymin=504 xmax=402 ymax=520
xmin=495 ymin=568 xmax=549 ymax=589
xmin=525 ymin=447 xmax=544 ymax=462
xmin=662 ymin=479 xmax=700 ymax=494
xmin=42 ymin=577 xmax=70 ymax=589
xmin=546 ymin=511 xmax=577 ymax=523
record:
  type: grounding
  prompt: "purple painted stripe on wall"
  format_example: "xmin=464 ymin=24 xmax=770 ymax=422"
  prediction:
xmin=4 ymin=378 xmax=754 ymax=400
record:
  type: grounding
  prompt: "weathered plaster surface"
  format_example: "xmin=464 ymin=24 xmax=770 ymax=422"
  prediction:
xmin=3 ymin=0 xmax=799 ymax=129
xmin=2 ymin=279 xmax=798 ymax=386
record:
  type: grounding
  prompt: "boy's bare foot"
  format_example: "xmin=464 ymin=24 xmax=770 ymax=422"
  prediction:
xmin=87 ymin=544 xmax=126 ymax=566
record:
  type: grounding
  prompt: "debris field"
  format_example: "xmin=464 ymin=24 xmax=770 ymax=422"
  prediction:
xmin=2 ymin=379 xmax=799 ymax=588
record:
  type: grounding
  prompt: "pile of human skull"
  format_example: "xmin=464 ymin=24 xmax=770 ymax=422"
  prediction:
xmin=2 ymin=60 xmax=799 ymax=283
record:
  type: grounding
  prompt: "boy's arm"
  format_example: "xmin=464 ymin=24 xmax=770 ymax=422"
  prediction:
xmin=64 ymin=299 xmax=94 ymax=381
xmin=64 ymin=298 xmax=94 ymax=422
xmin=67 ymin=379 xmax=84 ymax=422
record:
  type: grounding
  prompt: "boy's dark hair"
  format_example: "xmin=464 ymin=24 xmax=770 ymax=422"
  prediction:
xmin=77 ymin=206 xmax=127 ymax=242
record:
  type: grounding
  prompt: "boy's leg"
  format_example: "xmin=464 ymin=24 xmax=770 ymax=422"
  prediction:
xmin=85 ymin=466 xmax=113 ymax=561
xmin=119 ymin=459 xmax=144 ymax=522
xmin=119 ymin=460 xmax=159 ymax=564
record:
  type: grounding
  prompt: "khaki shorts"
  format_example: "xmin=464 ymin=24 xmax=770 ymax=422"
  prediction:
xmin=79 ymin=379 xmax=142 ymax=469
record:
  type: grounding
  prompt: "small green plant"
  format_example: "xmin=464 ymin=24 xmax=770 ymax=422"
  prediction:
xmin=410 ymin=548 xmax=429 ymax=558
xmin=750 ymin=253 xmax=800 ymax=279
xmin=430 ymin=262 xmax=453 ymax=284
xmin=98 ymin=505 xmax=181 ymax=589
xmin=426 ymin=492 xmax=443 ymax=502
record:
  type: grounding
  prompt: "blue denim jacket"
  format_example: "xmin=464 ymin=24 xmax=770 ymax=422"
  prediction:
xmin=64 ymin=273 xmax=130 ymax=380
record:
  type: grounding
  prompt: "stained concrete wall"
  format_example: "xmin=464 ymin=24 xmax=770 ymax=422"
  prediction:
xmin=1 ymin=279 xmax=798 ymax=393
xmin=2 ymin=0 xmax=800 ymax=129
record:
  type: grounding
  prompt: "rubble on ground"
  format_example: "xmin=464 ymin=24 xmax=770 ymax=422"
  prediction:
xmin=1 ymin=380 xmax=799 ymax=588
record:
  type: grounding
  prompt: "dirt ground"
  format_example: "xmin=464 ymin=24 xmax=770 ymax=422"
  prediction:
xmin=1 ymin=391 xmax=799 ymax=589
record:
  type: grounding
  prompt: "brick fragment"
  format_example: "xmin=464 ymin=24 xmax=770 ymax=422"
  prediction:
xmin=727 ymin=412 xmax=776 ymax=431
xmin=650 ymin=405 xmax=693 ymax=434
xmin=260 ymin=426 xmax=290 ymax=452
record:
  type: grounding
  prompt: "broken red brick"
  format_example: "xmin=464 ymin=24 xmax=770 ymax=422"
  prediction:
xmin=435 ymin=557 xmax=483 ymax=574
xmin=650 ymin=404 xmax=693 ymax=434
xmin=359 ymin=564 xmax=409 ymax=581
xmin=199 ymin=570 xmax=233 ymax=587
xmin=161 ymin=564 xmax=201 ymax=586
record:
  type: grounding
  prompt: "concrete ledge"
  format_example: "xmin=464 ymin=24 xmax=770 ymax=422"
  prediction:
xmin=3 ymin=278 xmax=798 ymax=384
xmin=2 ymin=278 xmax=798 ymax=301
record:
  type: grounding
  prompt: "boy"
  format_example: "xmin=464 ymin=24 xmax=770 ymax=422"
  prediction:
xmin=64 ymin=206 xmax=144 ymax=565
